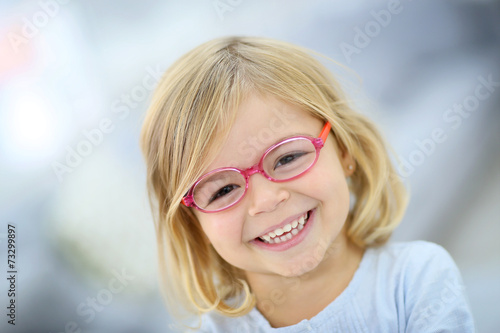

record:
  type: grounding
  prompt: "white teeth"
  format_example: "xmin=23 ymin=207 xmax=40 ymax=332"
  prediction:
xmin=259 ymin=211 xmax=310 ymax=244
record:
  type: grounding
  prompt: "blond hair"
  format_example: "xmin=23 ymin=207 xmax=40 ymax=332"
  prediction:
xmin=140 ymin=36 xmax=407 ymax=320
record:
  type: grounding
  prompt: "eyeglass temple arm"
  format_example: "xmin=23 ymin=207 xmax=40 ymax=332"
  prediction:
xmin=319 ymin=122 xmax=331 ymax=143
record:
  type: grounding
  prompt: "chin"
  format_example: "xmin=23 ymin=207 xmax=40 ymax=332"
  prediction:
xmin=276 ymin=249 xmax=326 ymax=278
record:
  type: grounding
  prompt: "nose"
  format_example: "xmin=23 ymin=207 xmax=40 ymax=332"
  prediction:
xmin=247 ymin=173 xmax=290 ymax=216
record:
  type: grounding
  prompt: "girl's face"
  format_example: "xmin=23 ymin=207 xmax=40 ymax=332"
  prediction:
xmin=193 ymin=93 xmax=355 ymax=278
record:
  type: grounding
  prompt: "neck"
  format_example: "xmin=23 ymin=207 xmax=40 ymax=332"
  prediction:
xmin=245 ymin=233 xmax=364 ymax=328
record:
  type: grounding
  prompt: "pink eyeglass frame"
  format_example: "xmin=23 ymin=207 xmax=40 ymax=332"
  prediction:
xmin=182 ymin=122 xmax=332 ymax=213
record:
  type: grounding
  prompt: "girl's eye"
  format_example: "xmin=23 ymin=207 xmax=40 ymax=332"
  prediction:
xmin=274 ymin=152 xmax=308 ymax=170
xmin=209 ymin=184 xmax=239 ymax=203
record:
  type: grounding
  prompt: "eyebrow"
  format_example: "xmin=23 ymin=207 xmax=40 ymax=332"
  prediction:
xmin=203 ymin=130 xmax=318 ymax=173
xmin=266 ymin=131 xmax=316 ymax=148
xmin=280 ymin=132 xmax=313 ymax=140
xmin=200 ymin=171 xmax=234 ymax=184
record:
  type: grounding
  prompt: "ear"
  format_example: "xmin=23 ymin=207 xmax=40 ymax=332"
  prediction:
xmin=340 ymin=150 xmax=356 ymax=177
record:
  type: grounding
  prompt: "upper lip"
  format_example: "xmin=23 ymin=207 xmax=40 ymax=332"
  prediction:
xmin=255 ymin=209 xmax=310 ymax=239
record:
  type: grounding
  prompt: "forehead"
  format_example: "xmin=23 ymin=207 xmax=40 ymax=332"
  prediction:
xmin=207 ymin=93 xmax=323 ymax=169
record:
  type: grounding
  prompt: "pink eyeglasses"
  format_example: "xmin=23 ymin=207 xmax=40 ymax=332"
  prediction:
xmin=182 ymin=122 xmax=331 ymax=213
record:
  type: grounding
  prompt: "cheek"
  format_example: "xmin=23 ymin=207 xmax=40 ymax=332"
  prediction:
xmin=306 ymin=155 xmax=350 ymax=209
xmin=198 ymin=214 xmax=251 ymax=270
xmin=311 ymin=172 xmax=350 ymax=207
xmin=198 ymin=213 xmax=245 ymax=246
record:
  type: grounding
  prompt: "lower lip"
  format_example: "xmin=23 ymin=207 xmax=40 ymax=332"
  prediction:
xmin=251 ymin=209 xmax=315 ymax=252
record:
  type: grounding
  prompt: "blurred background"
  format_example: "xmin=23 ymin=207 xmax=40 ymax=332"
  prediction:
xmin=0 ymin=0 xmax=499 ymax=332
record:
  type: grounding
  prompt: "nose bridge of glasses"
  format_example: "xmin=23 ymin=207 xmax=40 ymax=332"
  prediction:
xmin=243 ymin=164 xmax=265 ymax=179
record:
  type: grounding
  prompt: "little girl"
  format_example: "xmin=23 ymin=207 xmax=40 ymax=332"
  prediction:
xmin=140 ymin=36 xmax=475 ymax=332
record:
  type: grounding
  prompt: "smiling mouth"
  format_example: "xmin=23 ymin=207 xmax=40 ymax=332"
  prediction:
xmin=256 ymin=210 xmax=311 ymax=244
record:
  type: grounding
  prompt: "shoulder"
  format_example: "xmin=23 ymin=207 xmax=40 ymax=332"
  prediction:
xmin=368 ymin=240 xmax=467 ymax=308
xmin=361 ymin=240 xmax=458 ymax=283
xmin=365 ymin=240 xmax=475 ymax=332
xmin=370 ymin=239 xmax=452 ymax=261
xmin=379 ymin=240 xmax=462 ymax=286
xmin=358 ymin=240 xmax=463 ymax=305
